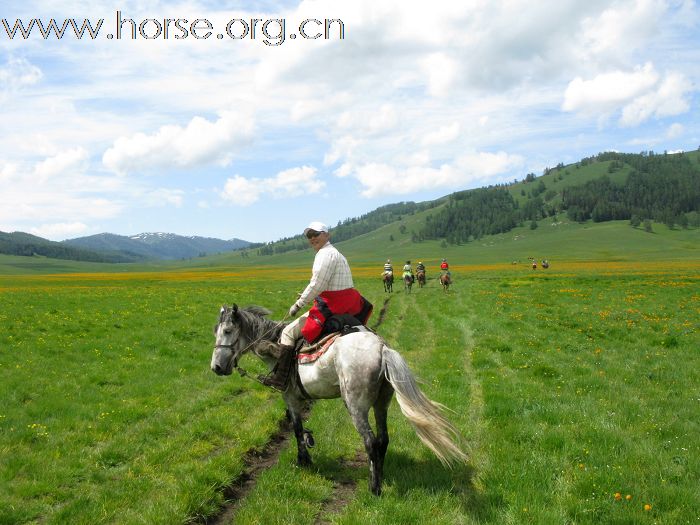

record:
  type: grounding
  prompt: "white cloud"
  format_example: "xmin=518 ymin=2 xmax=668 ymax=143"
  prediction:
xmin=0 ymin=57 xmax=42 ymax=93
xmin=267 ymin=166 xmax=325 ymax=197
xmin=324 ymin=136 xmax=363 ymax=166
xmin=581 ymin=0 xmax=665 ymax=57
xmin=33 ymin=147 xmax=89 ymax=181
xmin=30 ymin=222 xmax=88 ymax=240
xmin=422 ymin=123 xmax=461 ymax=146
xmin=562 ymin=63 xmax=692 ymax=126
xmin=620 ymin=72 xmax=692 ymax=126
xmin=103 ymin=110 xmax=255 ymax=174
xmin=562 ymin=63 xmax=659 ymax=113
xmin=666 ymin=123 xmax=684 ymax=139
xmin=142 ymin=188 xmax=185 ymax=207
xmin=221 ymin=175 xmax=262 ymax=206
xmin=0 ymin=146 xmax=192 ymax=238
xmin=221 ymin=166 xmax=325 ymax=206
xmin=349 ymin=151 xmax=523 ymax=197
xmin=421 ymin=53 xmax=457 ymax=97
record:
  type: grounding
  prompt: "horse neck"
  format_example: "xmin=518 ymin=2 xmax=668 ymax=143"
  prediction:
xmin=246 ymin=316 xmax=285 ymax=343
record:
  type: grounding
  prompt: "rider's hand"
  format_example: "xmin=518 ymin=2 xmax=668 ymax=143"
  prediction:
xmin=288 ymin=303 xmax=301 ymax=317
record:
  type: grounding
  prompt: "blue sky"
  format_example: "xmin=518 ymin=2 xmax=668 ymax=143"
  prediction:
xmin=1 ymin=0 xmax=699 ymax=243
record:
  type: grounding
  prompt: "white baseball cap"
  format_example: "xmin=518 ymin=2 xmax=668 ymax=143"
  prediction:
xmin=303 ymin=221 xmax=328 ymax=235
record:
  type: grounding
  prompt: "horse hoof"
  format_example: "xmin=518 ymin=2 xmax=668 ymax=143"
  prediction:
xmin=303 ymin=429 xmax=315 ymax=448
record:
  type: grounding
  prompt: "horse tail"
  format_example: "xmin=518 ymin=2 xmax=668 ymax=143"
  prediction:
xmin=382 ymin=346 xmax=467 ymax=467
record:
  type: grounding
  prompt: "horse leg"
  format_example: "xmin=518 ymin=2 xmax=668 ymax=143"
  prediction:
xmin=347 ymin=405 xmax=383 ymax=495
xmin=341 ymin=385 xmax=384 ymax=495
xmin=287 ymin=405 xmax=312 ymax=466
xmin=372 ymin=379 xmax=394 ymax=491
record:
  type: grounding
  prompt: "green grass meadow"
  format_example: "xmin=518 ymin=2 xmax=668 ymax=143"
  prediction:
xmin=1 ymin=259 xmax=698 ymax=524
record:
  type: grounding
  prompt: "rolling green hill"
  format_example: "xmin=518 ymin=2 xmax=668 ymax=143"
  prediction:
xmin=2 ymin=150 xmax=698 ymax=275
xmin=0 ymin=231 xmax=141 ymax=263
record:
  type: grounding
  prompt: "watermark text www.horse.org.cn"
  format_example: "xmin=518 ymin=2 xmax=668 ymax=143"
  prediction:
xmin=1 ymin=11 xmax=345 ymax=46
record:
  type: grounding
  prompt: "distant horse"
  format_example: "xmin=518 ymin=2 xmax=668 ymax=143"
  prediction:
xmin=416 ymin=270 xmax=426 ymax=288
xmin=382 ymin=272 xmax=394 ymax=293
xmin=211 ymin=305 xmax=467 ymax=496
xmin=440 ymin=273 xmax=451 ymax=293
xmin=542 ymin=260 xmax=549 ymax=269
xmin=404 ymin=273 xmax=413 ymax=293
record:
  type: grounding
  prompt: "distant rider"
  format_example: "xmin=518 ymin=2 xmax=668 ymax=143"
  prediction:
xmin=382 ymin=258 xmax=393 ymax=278
xmin=440 ymin=258 xmax=451 ymax=279
xmin=402 ymin=260 xmax=414 ymax=282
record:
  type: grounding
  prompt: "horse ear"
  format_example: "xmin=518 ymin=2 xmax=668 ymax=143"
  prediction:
xmin=232 ymin=304 xmax=239 ymax=316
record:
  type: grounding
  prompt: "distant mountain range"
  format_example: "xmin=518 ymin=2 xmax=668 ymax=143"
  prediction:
xmin=63 ymin=232 xmax=252 ymax=261
xmin=0 ymin=231 xmax=252 ymax=262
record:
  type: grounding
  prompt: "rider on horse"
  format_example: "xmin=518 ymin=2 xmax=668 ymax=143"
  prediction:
xmin=440 ymin=258 xmax=451 ymax=279
xmin=402 ymin=260 xmax=414 ymax=282
xmin=382 ymin=258 xmax=393 ymax=279
xmin=416 ymin=261 xmax=426 ymax=284
xmin=260 ymin=221 xmax=372 ymax=390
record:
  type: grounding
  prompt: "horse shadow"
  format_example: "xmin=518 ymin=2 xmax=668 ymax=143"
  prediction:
xmin=311 ymin=450 xmax=504 ymax=520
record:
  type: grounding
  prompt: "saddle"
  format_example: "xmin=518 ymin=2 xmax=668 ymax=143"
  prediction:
xmin=295 ymin=314 xmax=368 ymax=364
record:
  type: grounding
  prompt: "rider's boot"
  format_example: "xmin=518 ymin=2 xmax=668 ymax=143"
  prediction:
xmin=259 ymin=344 xmax=296 ymax=391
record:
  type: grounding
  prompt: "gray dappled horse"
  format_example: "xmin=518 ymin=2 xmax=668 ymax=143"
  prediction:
xmin=211 ymin=304 xmax=467 ymax=496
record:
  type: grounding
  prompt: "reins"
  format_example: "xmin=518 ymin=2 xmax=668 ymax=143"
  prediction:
xmin=216 ymin=309 xmax=291 ymax=386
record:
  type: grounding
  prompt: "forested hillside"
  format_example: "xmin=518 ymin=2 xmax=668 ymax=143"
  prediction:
xmin=0 ymin=232 xmax=141 ymax=263
xmin=256 ymin=200 xmax=441 ymax=255
xmin=251 ymin=149 xmax=700 ymax=255
xmin=562 ymin=152 xmax=700 ymax=227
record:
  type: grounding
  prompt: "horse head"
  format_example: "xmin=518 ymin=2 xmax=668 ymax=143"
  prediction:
xmin=211 ymin=304 xmax=276 ymax=376
xmin=211 ymin=304 xmax=246 ymax=376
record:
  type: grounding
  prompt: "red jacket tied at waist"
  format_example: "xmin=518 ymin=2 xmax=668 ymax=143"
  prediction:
xmin=301 ymin=288 xmax=368 ymax=343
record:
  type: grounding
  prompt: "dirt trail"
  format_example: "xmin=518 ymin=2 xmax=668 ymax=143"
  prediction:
xmin=204 ymin=416 xmax=293 ymax=525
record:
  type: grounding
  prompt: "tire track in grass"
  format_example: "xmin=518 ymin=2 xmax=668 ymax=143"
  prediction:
xmin=454 ymin=316 xmax=488 ymax=490
xmin=370 ymin=296 xmax=393 ymax=330
xmin=204 ymin=416 xmax=293 ymax=525
xmin=313 ymin=450 xmax=365 ymax=524
xmin=414 ymin=287 xmax=487 ymax=507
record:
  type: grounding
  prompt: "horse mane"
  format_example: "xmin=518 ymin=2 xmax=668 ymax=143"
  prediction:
xmin=234 ymin=305 xmax=286 ymax=343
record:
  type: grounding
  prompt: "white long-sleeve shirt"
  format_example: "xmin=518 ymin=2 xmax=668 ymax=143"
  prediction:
xmin=295 ymin=241 xmax=354 ymax=308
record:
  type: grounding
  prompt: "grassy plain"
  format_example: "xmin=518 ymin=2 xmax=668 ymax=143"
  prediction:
xmin=1 ymin=258 xmax=698 ymax=524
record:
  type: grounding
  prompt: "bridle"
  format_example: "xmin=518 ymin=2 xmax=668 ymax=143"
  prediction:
xmin=213 ymin=305 xmax=291 ymax=384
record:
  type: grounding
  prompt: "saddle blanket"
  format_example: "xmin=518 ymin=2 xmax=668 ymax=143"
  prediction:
xmin=297 ymin=326 xmax=370 ymax=364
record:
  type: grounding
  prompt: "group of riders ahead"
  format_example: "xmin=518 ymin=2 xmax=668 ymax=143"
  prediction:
xmin=258 ymin=220 xmax=452 ymax=391
xmin=381 ymin=258 xmax=451 ymax=283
